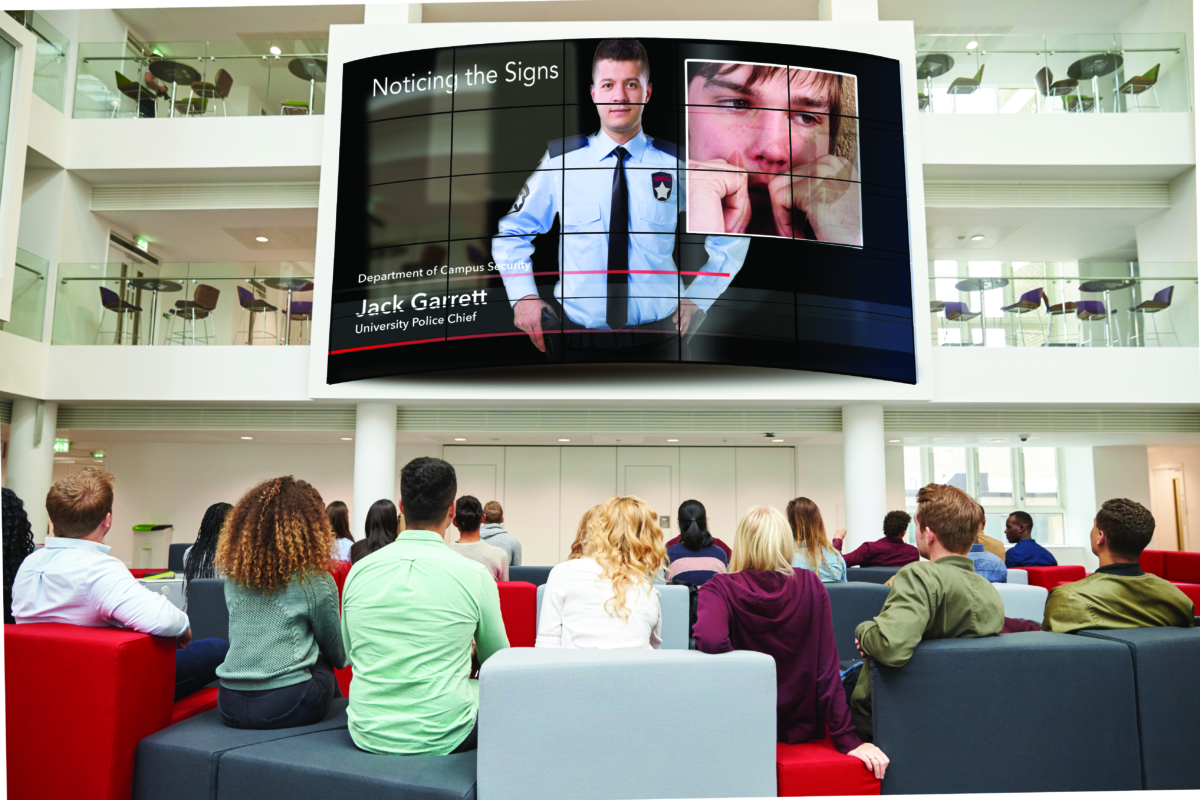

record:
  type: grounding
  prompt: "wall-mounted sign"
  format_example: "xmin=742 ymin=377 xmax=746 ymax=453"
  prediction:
xmin=53 ymin=438 xmax=70 ymax=453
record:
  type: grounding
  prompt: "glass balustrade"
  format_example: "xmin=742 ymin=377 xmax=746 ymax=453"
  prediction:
xmin=928 ymin=261 xmax=1197 ymax=347
xmin=915 ymin=32 xmax=1189 ymax=114
xmin=0 ymin=248 xmax=48 ymax=341
xmin=6 ymin=11 xmax=69 ymax=111
xmin=52 ymin=262 xmax=314 ymax=346
xmin=73 ymin=38 xmax=327 ymax=119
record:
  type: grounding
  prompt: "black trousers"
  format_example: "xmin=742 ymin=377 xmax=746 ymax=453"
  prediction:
xmin=549 ymin=299 xmax=690 ymax=362
xmin=218 ymin=660 xmax=338 ymax=730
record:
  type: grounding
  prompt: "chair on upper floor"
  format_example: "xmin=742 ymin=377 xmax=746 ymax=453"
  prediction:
xmin=114 ymin=71 xmax=157 ymax=118
xmin=173 ymin=96 xmax=208 ymax=117
xmin=236 ymin=285 xmax=279 ymax=345
xmin=1001 ymin=287 xmax=1049 ymax=346
xmin=943 ymin=301 xmax=980 ymax=345
xmin=96 ymin=285 xmax=143 ymax=345
xmin=1066 ymin=93 xmax=1096 ymax=113
xmin=166 ymin=284 xmax=220 ymax=345
xmin=946 ymin=64 xmax=984 ymax=110
xmin=1076 ymin=300 xmax=1120 ymax=346
xmin=1119 ymin=63 xmax=1161 ymax=112
xmin=280 ymin=100 xmax=309 ymax=115
xmin=1033 ymin=67 xmax=1079 ymax=112
xmin=190 ymin=68 xmax=233 ymax=116
xmin=1128 ymin=285 xmax=1178 ymax=346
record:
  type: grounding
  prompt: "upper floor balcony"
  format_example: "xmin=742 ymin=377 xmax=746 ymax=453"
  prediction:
xmin=6 ymin=10 xmax=68 ymax=111
xmin=73 ymin=38 xmax=327 ymax=120
xmin=915 ymin=32 xmax=1190 ymax=115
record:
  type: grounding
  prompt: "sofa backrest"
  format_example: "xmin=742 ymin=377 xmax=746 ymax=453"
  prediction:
xmin=846 ymin=566 xmax=901 ymax=584
xmin=169 ymin=542 xmax=190 ymax=573
xmin=534 ymin=582 xmax=691 ymax=649
xmin=508 ymin=565 xmax=552 ymax=586
xmin=1139 ymin=549 xmax=1168 ymax=579
xmin=1079 ymin=625 xmax=1200 ymax=790
xmin=1006 ymin=568 xmax=1028 ymax=585
xmin=186 ymin=579 xmax=229 ymax=642
xmin=872 ymin=631 xmax=1141 ymax=795
xmin=992 ymin=583 xmax=1049 ymax=624
xmin=496 ymin=581 xmax=536 ymax=647
xmin=825 ymin=582 xmax=891 ymax=662
xmin=1013 ymin=565 xmax=1087 ymax=589
xmin=477 ymin=649 xmax=776 ymax=800
xmin=1163 ymin=551 xmax=1200 ymax=584
xmin=6 ymin=623 xmax=176 ymax=800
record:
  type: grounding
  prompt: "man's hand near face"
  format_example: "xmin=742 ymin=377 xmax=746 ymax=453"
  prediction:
xmin=686 ymin=156 xmax=751 ymax=235
xmin=768 ymin=155 xmax=862 ymax=245
xmin=513 ymin=295 xmax=553 ymax=352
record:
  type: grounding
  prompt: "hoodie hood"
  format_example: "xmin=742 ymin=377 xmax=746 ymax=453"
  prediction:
xmin=707 ymin=570 xmax=811 ymax=635
xmin=479 ymin=523 xmax=507 ymax=539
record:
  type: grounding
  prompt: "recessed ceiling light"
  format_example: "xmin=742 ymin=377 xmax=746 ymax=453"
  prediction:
xmin=341 ymin=437 xmax=353 ymax=441
xmin=970 ymin=234 xmax=985 ymax=241
xmin=558 ymin=438 xmax=571 ymax=442
xmin=888 ymin=439 xmax=901 ymax=443
xmin=667 ymin=438 xmax=679 ymax=442
xmin=966 ymin=40 xmax=978 ymax=50
xmin=991 ymin=438 xmax=1005 ymax=442
xmin=270 ymin=46 xmax=282 ymax=55
xmin=255 ymin=236 xmax=269 ymax=242
xmin=453 ymin=437 xmax=466 ymax=442
xmin=773 ymin=438 xmax=784 ymax=443
xmin=241 ymin=436 xmax=253 ymax=440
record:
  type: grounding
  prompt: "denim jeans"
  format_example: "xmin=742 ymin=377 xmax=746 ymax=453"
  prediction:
xmin=217 ymin=660 xmax=336 ymax=730
xmin=175 ymin=638 xmax=229 ymax=702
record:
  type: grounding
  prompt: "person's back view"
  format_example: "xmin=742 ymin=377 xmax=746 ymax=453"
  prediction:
xmin=835 ymin=510 xmax=919 ymax=568
xmin=349 ymin=499 xmax=398 ymax=564
xmin=183 ymin=502 xmax=232 ymax=590
xmin=342 ymin=458 xmax=509 ymax=755
xmin=479 ymin=500 xmax=522 ymax=568
xmin=327 ymin=500 xmax=355 ymax=561
xmin=448 ymin=496 xmax=509 ymax=581
xmin=1004 ymin=511 xmax=1057 ymax=567
xmin=666 ymin=499 xmax=727 ymax=585
xmin=788 ymin=497 xmax=847 ymax=582
xmin=2 ymin=488 xmax=36 ymax=625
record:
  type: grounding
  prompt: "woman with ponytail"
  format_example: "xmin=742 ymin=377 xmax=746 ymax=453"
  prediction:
xmin=215 ymin=476 xmax=349 ymax=729
xmin=667 ymin=499 xmax=728 ymax=585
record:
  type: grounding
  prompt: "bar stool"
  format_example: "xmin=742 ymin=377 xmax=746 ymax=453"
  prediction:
xmin=1128 ymin=285 xmax=1177 ymax=346
xmin=96 ymin=286 xmax=142 ymax=345
xmin=944 ymin=301 xmax=981 ymax=345
xmin=1077 ymin=300 xmax=1120 ymax=347
xmin=283 ymin=301 xmax=313 ymax=345
xmin=1000 ymin=287 xmax=1048 ymax=346
xmin=165 ymin=284 xmax=220 ymax=345
xmin=236 ymin=285 xmax=279 ymax=345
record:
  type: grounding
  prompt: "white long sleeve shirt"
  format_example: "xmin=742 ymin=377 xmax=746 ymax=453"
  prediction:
xmin=12 ymin=537 xmax=189 ymax=637
xmin=535 ymin=557 xmax=662 ymax=650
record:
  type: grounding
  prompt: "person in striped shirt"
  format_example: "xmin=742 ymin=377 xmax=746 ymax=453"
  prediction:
xmin=667 ymin=499 xmax=728 ymax=585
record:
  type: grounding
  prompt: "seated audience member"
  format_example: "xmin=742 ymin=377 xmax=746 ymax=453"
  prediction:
xmin=568 ymin=505 xmax=602 ymax=559
xmin=1043 ymin=498 xmax=1194 ymax=633
xmin=849 ymin=483 xmax=1004 ymax=741
xmin=327 ymin=500 xmax=355 ymax=561
xmin=834 ymin=510 xmax=919 ymax=568
xmin=341 ymin=457 xmax=508 ymax=755
xmin=11 ymin=470 xmax=228 ymax=701
xmin=666 ymin=502 xmax=732 ymax=561
xmin=480 ymin=500 xmax=523 ymax=567
xmin=448 ymin=495 xmax=509 ymax=581
xmin=538 ymin=496 xmax=667 ymax=649
xmin=694 ymin=506 xmax=889 ymax=779
xmin=667 ymin=499 xmax=728 ymax=585
xmin=182 ymin=502 xmax=232 ymax=587
xmin=1004 ymin=511 xmax=1058 ymax=567
xmin=967 ymin=506 xmax=1007 ymax=583
xmin=349 ymin=499 xmax=398 ymax=565
xmin=215 ymin=477 xmax=349 ymax=729
xmin=788 ymin=497 xmax=848 ymax=582
xmin=2 ymin=488 xmax=36 ymax=625
xmin=973 ymin=504 xmax=1007 ymax=560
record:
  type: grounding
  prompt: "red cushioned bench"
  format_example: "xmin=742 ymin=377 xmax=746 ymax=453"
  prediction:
xmin=1140 ymin=549 xmax=1168 ymax=578
xmin=6 ymin=623 xmax=217 ymax=800
xmin=1164 ymin=551 xmax=1200 ymax=584
xmin=1012 ymin=565 xmax=1087 ymax=589
xmin=777 ymin=736 xmax=880 ymax=796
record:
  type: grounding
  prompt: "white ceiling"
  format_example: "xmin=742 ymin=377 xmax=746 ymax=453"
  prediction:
xmin=115 ymin=5 xmax=364 ymax=43
xmin=926 ymin=205 xmax=1151 ymax=261
xmin=883 ymin=0 xmax=1161 ymax=33
xmin=94 ymin=206 xmax=318 ymax=262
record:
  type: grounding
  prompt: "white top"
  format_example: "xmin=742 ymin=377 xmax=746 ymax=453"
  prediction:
xmin=447 ymin=538 xmax=509 ymax=581
xmin=536 ymin=557 xmax=662 ymax=650
xmin=332 ymin=537 xmax=353 ymax=561
xmin=11 ymin=537 xmax=189 ymax=637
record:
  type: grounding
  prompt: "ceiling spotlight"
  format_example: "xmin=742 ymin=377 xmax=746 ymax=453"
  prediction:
xmin=241 ymin=436 xmax=253 ymax=440
xmin=888 ymin=439 xmax=901 ymax=443
xmin=773 ymin=438 xmax=784 ymax=443
xmin=971 ymin=234 xmax=985 ymax=241
xmin=966 ymin=40 xmax=978 ymax=50
xmin=453 ymin=437 xmax=467 ymax=442
xmin=255 ymin=236 xmax=269 ymax=243
xmin=558 ymin=438 xmax=570 ymax=442
xmin=667 ymin=438 xmax=679 ymax=442
xmin=991 ymin=438 xmax=1005 ymax=442
xmin=270 ymin=46 xmax=282 ymax=55
xmin=341 ymin=437 xmax=353 ymax=441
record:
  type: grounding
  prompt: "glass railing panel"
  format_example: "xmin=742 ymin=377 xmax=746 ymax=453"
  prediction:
xmin=0 ymin=247 xmax=48 ymax=341
xmin=915 ymin=32 xmax=1189 ymax=114
xmin=927 ymin=261 xmax=1197 ymax=347
xmin=7 ymin=11 xmax=68 ymax=110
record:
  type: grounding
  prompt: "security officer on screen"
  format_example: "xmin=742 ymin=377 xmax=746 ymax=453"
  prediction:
xmin=492 ymin=38 xmax=750 ymax=359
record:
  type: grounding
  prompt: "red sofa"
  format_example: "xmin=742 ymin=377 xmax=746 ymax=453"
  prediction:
xmin=1011 ymin=565 xmax=1087 ymax=589
xmin=5 ymin=623 xmax=216 ymax=800
xmin=776 ymin=738 xmax=880 ymax=796
xmin=1134 ymin=550 xmax=1200 ymax=607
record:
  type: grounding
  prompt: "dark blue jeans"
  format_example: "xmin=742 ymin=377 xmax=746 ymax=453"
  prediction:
xmin=217 ymin=660 xmax=337 ymax=730
xmin=175 ymin=638 xmax=228 ymax=701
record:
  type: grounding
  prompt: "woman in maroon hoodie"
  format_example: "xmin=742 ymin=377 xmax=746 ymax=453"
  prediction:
xmin=694 ymin=506 xmax=889 ymax=779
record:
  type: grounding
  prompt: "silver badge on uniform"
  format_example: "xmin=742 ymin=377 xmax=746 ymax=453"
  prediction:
xmin=651 ymin=172 xmax=673 ymax=202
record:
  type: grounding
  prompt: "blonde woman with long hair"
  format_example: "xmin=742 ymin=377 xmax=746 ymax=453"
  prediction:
xmin=568 ymin=505 xmax=603 ymax=560
xmin=787 ymin=497 xmax=848 ymax=583
xmin=694 ymin=506 xmax=889 ymax=780
xmin=537 ymin=497 xmax=668 ymax=649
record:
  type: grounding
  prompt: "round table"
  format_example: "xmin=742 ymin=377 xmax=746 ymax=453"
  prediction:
xmin=148 ymin=60 xmax=202 ymax=118
xmin=955 ymin=277 xmax=1009 ymax=346
xmin=916 ymin=54 xmax=954 ymax=110
xmin=126 ymin=278 xmax=183 ymax=345
xmin=1067 ymin=53 xmax=1124 ymax=113
xmin=263 ymin=277 xmax=315 ymax=345
xmin=1080 ymin=278 xmax=1135 ymax=346
xmin=287 ymin=58 xmax=327 ymax=115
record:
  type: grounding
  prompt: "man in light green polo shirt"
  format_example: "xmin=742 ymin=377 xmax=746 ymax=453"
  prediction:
xmin=341 ymin=457 xmax=510 ymax=755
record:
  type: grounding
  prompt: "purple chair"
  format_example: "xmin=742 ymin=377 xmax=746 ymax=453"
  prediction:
xmin=1000 ymin=287 xmax=1048 ymax=346
xmin=96 ymin=286 xmax=143 ymax=345
xmin=1128 ymin=285 xmax=1177 ymax=346
xmin=1076 ymin=300 xmax=1120 ymax=346
xmin=284 ymin=300 xmax=313 ymax=344
xmin=944 ymin=301 xmax=981 ymax=345
xmin=236 ymin=285 xmax=279 ymax=345
xmin=166 ymin=284 xmax=220 ymax=345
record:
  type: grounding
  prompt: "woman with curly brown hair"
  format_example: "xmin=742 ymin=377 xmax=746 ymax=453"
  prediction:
xmin=215 ymin=476 xmax=349 ymax=730
xmin=537 ymin=496 xmax=668 ymax=649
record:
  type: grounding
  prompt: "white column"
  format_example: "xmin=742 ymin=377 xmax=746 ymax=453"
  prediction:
xmin=6 ymin=398 xmax=58 ymax=542
xmin=842 ymin=404 xmax=886 ymax=549
xmin=353 ymin=402 xmax=398 ymax=538
xmin=363 ymin=4 xmax=421 ymax=24
xmin=818 ymin=0 xmax=879 ymax=21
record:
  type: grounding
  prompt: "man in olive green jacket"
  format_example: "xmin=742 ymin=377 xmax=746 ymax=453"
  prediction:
xmin=850 ymin=484 xmax=1005 ymax=741
xmin=1043 ymin=498 xmax=1194 ymax=633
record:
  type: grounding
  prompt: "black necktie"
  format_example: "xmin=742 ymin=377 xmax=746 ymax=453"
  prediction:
xmin=607 ymin=145 xmax=629 ymax=330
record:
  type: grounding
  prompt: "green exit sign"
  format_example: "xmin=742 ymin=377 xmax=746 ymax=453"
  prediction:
xmin=135 ymin=237 xmax=149 ymax=252
xmin=53 ymin=438 xmax=70 ymax=453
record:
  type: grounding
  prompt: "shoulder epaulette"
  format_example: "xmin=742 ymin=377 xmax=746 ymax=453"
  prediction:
xmin=548 ymin=135 xmax=590 ymax=158
xmin=649 ymin=137 xmax=678 ymax=158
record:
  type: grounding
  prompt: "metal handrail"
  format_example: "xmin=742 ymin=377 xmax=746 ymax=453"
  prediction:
xmin=82 ymin=52 xmax=326 ymax=64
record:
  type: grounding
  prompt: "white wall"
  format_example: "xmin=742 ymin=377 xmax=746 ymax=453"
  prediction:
xmin=1147 ymin=444 xmax=1200 ymax=550
xmin=1062 ymin=446 xmax=1099 ymax=569
xmin=1093 ymin=445 xmax=1153 ymax=509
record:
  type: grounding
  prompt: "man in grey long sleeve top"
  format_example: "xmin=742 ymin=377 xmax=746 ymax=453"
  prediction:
xmin=480 ymin=501 xmax=522 ymax=567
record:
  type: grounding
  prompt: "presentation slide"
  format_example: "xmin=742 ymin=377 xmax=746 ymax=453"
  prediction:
xmin=328 ymin=38 xmax=914 ymax=384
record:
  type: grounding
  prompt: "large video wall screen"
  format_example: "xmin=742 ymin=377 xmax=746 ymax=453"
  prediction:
xmin=329 ymin=38 xmax=914 ymax=384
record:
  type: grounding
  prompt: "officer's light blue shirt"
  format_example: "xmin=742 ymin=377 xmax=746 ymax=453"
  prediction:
xmin=492 ymin=128 xmax=750 ymax=329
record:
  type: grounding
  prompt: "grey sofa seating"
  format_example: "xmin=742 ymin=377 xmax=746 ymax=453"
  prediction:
xmin=825 ymin=582 xmax=891 ymax=663
xmin=216 ymin=729 xmax=477 ymax=800
xmin=186 ymin=578 xmax=229 ymax=642
xmin=873 ymin=631 xmax=1142 ymax=794
xmin=846 ymin=566 xmax=902 ymax=584
xmin=170 ymin=542 xmax=191 ymax=572
xmin=508 ymin=566 xmax=552 ymax=586
xmin=477 ymin=648 xmax=776 ymax=799
xmin=134 ymin=699 xmax=351 ymax=800
xmin=993 ymin=583 xmax=1048 ymax=624
xmin=1079 ymin=626 xmax=1200 ymax=790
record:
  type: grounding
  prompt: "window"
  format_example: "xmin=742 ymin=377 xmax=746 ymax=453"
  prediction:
xmin=903 ymin=446 xmax=1065 ymax=545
